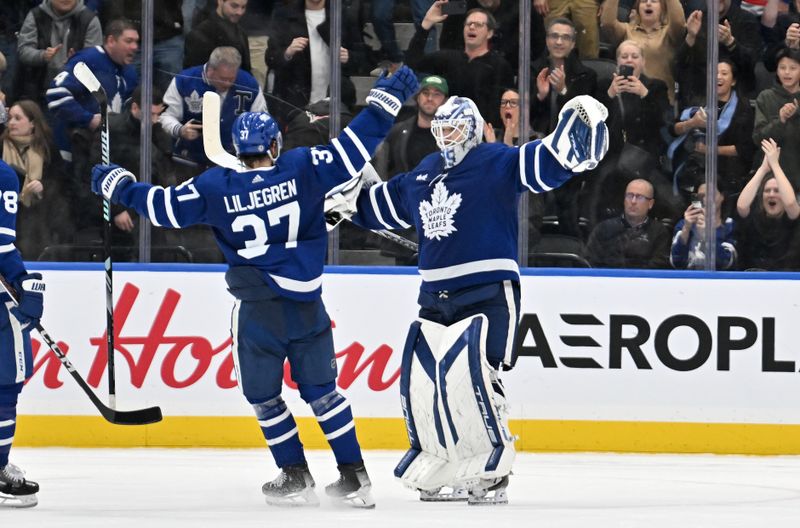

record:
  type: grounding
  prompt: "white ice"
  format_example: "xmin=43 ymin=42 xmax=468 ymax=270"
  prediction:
xmin=4 ymin=449 xmax=800 ymax=527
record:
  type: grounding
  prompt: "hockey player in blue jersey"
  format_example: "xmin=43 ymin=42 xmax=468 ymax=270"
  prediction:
xmin=340 ymin=94 xmax=609 ymax=505
xmin=90 ymin=66 xmax=420 ymax=508
xmin=0 ymin=160 xmax=46 ymax=508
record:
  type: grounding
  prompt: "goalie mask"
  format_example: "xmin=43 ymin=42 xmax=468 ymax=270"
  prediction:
xmin=431 ymin=96 xmax=484 ymax=169
xmin=232 ymin=112 xmax=283 ymax=162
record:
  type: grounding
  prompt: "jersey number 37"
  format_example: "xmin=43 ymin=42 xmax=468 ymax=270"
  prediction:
xmin=232 ymin=201 xmax=300 ymax=259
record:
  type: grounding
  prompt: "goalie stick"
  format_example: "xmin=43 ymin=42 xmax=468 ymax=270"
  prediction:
xmin=73 ymin=61 xmax=118 ymax=408
xmin=200 ymin=92 xmax=419 ymax=253
xmin=0 ymin=277 xmax=163 ymax=425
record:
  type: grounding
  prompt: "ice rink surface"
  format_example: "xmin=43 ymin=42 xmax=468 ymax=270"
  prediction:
xmin=3 ymin=448 xmax=800 ymax=527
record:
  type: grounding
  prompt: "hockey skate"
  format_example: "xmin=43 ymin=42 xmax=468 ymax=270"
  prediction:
xmin=261 ymin=463 xmax=319 ymax=507
xmin=419 ymin=486 xmax=468 ymax=502
xmin=466 ymin=475 xmax=509 ymax=506
xmin=325 ymin=462 xmax=375 ymax=508
xmin=0 ymin=463 xmax=39 ymax=508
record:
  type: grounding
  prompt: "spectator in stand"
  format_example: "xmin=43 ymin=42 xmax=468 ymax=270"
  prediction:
xmin=535 ymin=0 xmax=600 ymax=59
xmin=585 ymin=178 xmax=671 ymax=268
xmin=600 ymin=0 xmax=685 ymax=104
xmin=0 ymin=2 xmax=39 ymax=98
xmin=530 ymin=17 xmax=597 ymax=237
xmin=14 ymin=0 xmax=102 ymax=107
xmin=405 ymin=4 xmax=514 ymax=128
xmin=184 ymin=0 xmax=250 ymax=73
xmin=673 ymin=2 xmax=761 ymax=108
xmin=100 ymin=0 xmax=185 ymax=91
xmin=45 ymin=18 xmax=138 ymax=234
xmin=591 ymin=40 xmax=674 ymax=223
xmin=753 ymin=47 xmax=800 ymax=191
xmin=762 ymin=0 xmax=800 ymax=72
xmin=1 ymin=99 xmax=71 ymax=259
xmin=0 ymin=52 xmax=6 ymax=124
xmin=89 ymin=85 xmax=175 ymax=260
xmin=736 ymin=138 xmax=800 ymax=270
xmin=369 ymin=0 xmax=405 ymax=73
xmin=161 ymin=46 xmax=266 ymax=174
xmin=266 ymin=0 xmax=364 ymax=128
xmin=238 ymin=0 xmax=272 ymax=89
xmin=670 ymin=182 xmax=737 ymax=270
xmin=668 ymin=59 xmax=755 ymax=201
xmin=440 ymin=0 xmax=546 ymax=68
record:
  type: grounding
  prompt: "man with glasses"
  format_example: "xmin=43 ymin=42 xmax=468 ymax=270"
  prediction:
xmin=585 ymin=178 xmax=671 ymax=268
xmin=535 ymin=0 xmax=599 ymax=59
xmin=531 ymin=17 xmax=598 ymax=237
xmin=405 ymin=3 xmax=513 ymax=127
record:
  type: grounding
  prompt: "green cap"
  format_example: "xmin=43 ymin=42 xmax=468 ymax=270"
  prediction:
xmin=418 ymin=75 xmax=449 ymax=96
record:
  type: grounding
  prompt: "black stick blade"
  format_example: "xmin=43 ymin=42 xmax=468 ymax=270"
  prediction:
xmin=103 ymin=405 xmax=163 ymax=426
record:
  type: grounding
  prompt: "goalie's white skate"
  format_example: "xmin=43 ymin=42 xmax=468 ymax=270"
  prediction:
xmin=0 ymin=463 xmax=39 ymax=508
xmin=262 ymin=463 xmax=319 ymax=507
xmin=325 ymin=462 xmax=375 ymax=509
xmin=419 ymin=485 xmax=468 ymax=502
xmin=466 ymin=475 xmax=509 ymax=506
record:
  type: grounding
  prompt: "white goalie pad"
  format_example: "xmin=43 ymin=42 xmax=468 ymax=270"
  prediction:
xmin=394 ymin=315 xmax=516 ymax=492
xmin=542 ymin=94 xmax=609 ymax=173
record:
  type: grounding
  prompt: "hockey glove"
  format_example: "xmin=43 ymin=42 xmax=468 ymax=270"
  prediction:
xmin=366 ymin=65 xmax=420 ymax=117
xmin=542 ymin=95 xmax=609 ymax=173
xmin=10 ymin=273 xmax=45 ymax=331
xmin=91 ymin=163 xmax=137 ymax=203
xmin=324 ymin=162 xmax=382 ymax=231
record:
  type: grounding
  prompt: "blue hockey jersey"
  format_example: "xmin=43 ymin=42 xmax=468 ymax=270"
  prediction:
xmin=0 ymin=161 xmax=27 ymax=287
xmin=352 ymin=140 xmax=574 ymax=292
xmin=114 ymin=106 xmax=393 ymax=300
xmin=162 ymin=64 xmax=266 ymax=165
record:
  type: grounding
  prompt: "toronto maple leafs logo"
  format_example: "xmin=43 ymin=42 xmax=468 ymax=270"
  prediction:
xmin=185 ymin=90 xmax=203 ymax=114
xmin=419 ymin=182 xmax=462 ymax=240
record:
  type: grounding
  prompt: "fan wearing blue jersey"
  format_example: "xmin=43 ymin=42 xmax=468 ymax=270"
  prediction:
xmin=345 ymin=95 xmax=609 ymax=505
xmin=89 ymin=66 xmax=420 ymax=508
xmin=0 ymin=160 xmax=45 ymax=509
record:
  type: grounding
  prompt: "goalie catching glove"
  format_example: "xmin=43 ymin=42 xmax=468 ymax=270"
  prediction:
xmin=91 ymin=163 xmax=137 ymax=203
xmin=542 ymin=95 xmax=609 ymax=173
xmin=324 ymin=162 xmax=382 ymax=231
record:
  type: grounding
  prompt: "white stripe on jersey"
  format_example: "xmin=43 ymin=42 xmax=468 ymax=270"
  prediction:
xmin=258 ymin=407 xmax=291 ymax=428
xmin=532 ymin=143 xmax=554 ymax=192
xmin=381 ymin=184 xmax=411 ymax=229
xmin=230 ymin=300 xmax=243 ymax=395
xmin=146 ymin=187 xmax=162 ymax=227
xmin=268 ymin=272 xmax=323 ymax=293
xmin=163 ymin=187 xmax=180 ymax=228
xmin=501 ymin=280 xmax=517 ymax=366
xmin=369 ymin=184 xmax=394 ymax=230
xmin=0 ymin=419 xmax=15 ymax=427
xmin=331 ymin=138 xmax=359 ymax=178
xmin=0 ymin=436 xmax=13 ymax=446
xmin=325 ymin=421 xmax=355 ymax=440
xmin=343 ymin=127 xmax=370 ymax=164
xmin=0 ymin=243 xmax=15 ymax=254
xmin=0 ymin=228 xmax=16 ymax=238
xmin=47 ymin=96 xmax=74 ymax=109
xmin=266 ymin=426 xmax=299 ymax=446
xmin=419 ymin=258 xmax=520 ymax=283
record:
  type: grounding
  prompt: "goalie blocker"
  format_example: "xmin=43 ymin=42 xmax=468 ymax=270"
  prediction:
xmin=394 ymin=314 xmax=516 ymax=505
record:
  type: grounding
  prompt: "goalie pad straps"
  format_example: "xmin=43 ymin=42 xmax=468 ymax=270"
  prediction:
xmin=253 ymin=396 xmax=305 ymax=467
xmin=366 ymin=89 xmax=402 ymax=117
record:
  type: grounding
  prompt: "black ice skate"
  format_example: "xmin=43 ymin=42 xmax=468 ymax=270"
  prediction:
xmin=325 ymin=461 xmax=375 ymax=508
xmin=419 ymin=485 xmax=468 ymax=502
xmin=261 ymin=463 xmax=319 ymax=507
xmin=467 ymin=475 xmax=509 ymax=506
xmin=0 ymin=463 xmax=39 ymax=508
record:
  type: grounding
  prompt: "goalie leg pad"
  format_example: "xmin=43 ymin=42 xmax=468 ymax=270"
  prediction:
xmin=394 ymin=315 xmax=516 ymax=492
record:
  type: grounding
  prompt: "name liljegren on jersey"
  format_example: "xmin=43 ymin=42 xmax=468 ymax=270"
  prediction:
xmin=223 ymin=179 xmax=298 ymax=213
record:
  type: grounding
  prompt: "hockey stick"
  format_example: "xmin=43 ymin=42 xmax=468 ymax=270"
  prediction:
xmin=200 ymin=92 xmax=419 ymax=253
xmin=73 ymin=61 xmax=116 ymax=408
xmin=0 ymin=277 xmax=163 ymax=425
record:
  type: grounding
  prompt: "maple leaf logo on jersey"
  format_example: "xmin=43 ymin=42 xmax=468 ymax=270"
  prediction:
xmin=419 ymin=182 xmax=462 ymax=241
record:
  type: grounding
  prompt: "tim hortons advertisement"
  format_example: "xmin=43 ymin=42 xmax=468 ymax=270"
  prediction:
xmin=16 ymin=268 xmax=800 ymax=425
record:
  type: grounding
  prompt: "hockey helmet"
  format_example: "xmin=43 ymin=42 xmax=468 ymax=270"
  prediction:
xmin=430 ymin=96 xmax=484 ymax=169
xmin=232 ymin=112 xmax=283 ymax=161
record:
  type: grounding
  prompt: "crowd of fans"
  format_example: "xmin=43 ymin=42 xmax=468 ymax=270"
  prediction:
xmin=0 ymin=0 xmax=799 ymax=271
